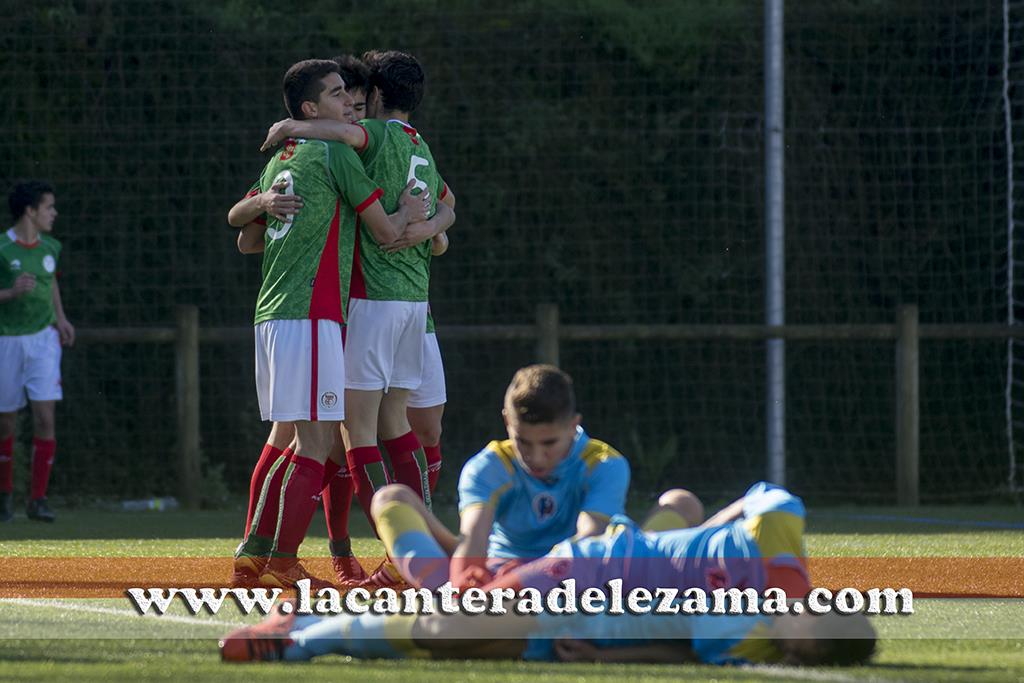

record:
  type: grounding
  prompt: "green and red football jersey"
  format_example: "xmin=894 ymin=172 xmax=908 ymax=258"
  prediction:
xmin=251 ymin=138 xmax=382 ymax=325
xmin=350 ymin=118 xmax=446 ymax=303
xmin=0 ymin=229 xmax=61 ymax=336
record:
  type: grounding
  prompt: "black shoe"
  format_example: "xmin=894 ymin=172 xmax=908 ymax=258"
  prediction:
xmin=0 ymin=492 xmax=12 ymax=522
xmin=26 ymin=497 xmax=55 ymax=523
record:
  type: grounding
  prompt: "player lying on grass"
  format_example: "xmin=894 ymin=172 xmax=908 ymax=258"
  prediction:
xmin=225 ymin=57 xmax=453 ymax=591
xmin=220 ymin=481 xmax=876 ymax=667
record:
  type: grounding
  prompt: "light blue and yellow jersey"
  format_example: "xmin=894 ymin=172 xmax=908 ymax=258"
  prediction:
xmin=648 ymin=480 xmax=809 ymax=597
xmin=516 ymin=482 xmax=807 ymax=664
xmin=457 ymin=427 xmax=630 ymax=560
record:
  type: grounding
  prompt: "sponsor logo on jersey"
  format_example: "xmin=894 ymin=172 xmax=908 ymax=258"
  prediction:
xmin=42 ymin=255 xmax=56 ymax=273
xmin=533 ymin=492 xmax=557 ymax=522
xmin=320 ymin=391 xmax=338 ymax=409
xmin=10 ymin=259 xmax=21 ymax=270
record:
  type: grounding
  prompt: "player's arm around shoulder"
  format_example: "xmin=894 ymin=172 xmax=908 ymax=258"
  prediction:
xmin=261 ymin=118 xmax=368 ymax=153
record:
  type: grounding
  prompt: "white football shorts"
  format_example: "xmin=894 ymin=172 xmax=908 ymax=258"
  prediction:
xmin=254 ymin=318 xmax=345 ymax=422
xmin=344 ymin=298 xmax=427 ymax=391
xmin=408 ymin=332 xmax=447 ymax=409
xmin=0 ymin=326 xmax=63 ymax=411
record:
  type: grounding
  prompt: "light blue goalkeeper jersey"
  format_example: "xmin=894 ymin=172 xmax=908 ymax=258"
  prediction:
xmin=457 ymin=427 xmax=630 ymax=560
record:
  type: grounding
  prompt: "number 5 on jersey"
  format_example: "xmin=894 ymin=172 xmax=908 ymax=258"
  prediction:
xmin=407 ymin=155 xmax=430 ymax=194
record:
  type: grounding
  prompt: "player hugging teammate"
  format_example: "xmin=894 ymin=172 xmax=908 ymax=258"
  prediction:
xmin=227 ymin=51 xmax=455 ymax=589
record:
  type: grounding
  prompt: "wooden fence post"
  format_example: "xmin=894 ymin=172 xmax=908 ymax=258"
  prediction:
xmin=896 ymin=304 xmax=920 ymax=506
xmin=175 ymin=305 xmax=201 ymax=510
xmin=535 ymin=303 xmax=560 ymax=366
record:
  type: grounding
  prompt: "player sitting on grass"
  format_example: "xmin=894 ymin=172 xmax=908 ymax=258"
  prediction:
xmin=225 ymin=57 xmax=453 ymax=591
xmin=341 ymin=364 xmax=633 ymax=590
xmin=220 ymin=482 xmax=875 ymax=667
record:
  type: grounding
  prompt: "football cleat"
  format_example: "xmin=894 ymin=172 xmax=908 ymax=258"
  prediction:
xmin=230 ymin=554 xmax=268 ymax=588
xmin=219 ymin=606 xmax=296 ymax=662
xmin=359 ymin=559 xmax=408 ymax=591
xmin=331 ymin=553 xmax=369 ymax=588
xmin=258 ymin=558 xmax=335 ymax=591
xmin=26 ymin=497 xmax=55 ymax=523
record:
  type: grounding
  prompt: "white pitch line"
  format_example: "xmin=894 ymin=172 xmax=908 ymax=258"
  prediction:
xmin=746 ymin=666 xmax=900 ymax=683
xmin=0 ymin=597 xmax=248 ymax=629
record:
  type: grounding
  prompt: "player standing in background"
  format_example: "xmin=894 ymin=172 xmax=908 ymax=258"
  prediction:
xmin=225 ymin=58 xmax=453 ymax=590
xmin=0 ymin=181 xmax=74 ymax=523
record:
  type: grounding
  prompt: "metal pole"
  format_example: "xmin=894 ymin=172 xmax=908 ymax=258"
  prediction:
xmin=765 ymin=0 xmax=786 ymax=485
xmin=535 ymin=303 xmax=560 ymax=367
xmin=175 ymin=305 xmax=201 ymax=510
xmin=896 ymin=305 xmax=920 ymax=506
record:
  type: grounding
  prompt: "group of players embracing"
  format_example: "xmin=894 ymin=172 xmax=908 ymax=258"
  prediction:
xmin=222 ymin=52 xmax=877 ymax=670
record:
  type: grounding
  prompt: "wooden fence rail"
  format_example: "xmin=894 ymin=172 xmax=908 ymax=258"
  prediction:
xmin=75 ymin=304 xmax=1023 ymax=507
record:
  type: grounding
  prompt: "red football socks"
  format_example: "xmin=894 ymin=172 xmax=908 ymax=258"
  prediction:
xmin=272 ymin=454 xmax=324 ymax=556
xmin=383 ymin=431 xmax=429 ymax=506
xmin=0 ymin=436 xmax=13 ymax=493
xmin=245 ymin=443 xmax=283 ymax=532
xmin=30 ymin=438 xmax=56 ymax=500
xmin=424 ymin=443 xmax=442 ymax=494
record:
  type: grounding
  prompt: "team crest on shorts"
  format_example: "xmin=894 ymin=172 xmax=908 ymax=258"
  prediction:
xmin=532 ymin=493 xmax=557 ymax=521
xmin=320 ymin=391 xmax=338 ymax=409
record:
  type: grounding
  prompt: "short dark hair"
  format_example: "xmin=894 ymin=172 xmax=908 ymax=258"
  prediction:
xmin=362 ymin=50 xmax=425 ymax=113
xmin=333 ymin=54 xmax=370 ymax=95
xmin=282 ymin=59 xmax=340 ymax=120
xmin=504 ymin=365 xmax=577 ymax=424
xmin=779 ymin=613 xmax=877 ymax=667
xmin=8 ymin=180 xmax=55 ymax=220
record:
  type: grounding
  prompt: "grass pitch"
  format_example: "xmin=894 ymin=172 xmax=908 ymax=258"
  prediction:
xmin=0 ymin=505 xmax=1022 ymax=682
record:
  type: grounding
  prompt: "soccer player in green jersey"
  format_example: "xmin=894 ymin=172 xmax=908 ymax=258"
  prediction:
xmin=0 ymin=180 xmax=75 ymax=523
xmin=226 ymin=58 xmax=453 ymax=590
xmin=232 ymin=55 xmax=425 ymax=588
xmin=261 ymin=54 xmax=456 ymax=576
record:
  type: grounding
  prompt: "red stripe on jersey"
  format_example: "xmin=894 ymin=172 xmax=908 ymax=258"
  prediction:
xmin=307 ymin=199 xmax=344 ymax=323
xmin=244 ymin=188 xmax=260 ymax=199
xmin=438 ymin=183 xmax=449 ymax=201
xmin=355 ymin=124 xmax=370 ymax=153
xmin=253 ymin=215 xmax=267 ymax=226
xmin=354 ymin=188 xmax=383 ymax=214
xmin=349 ymin=217 xmax=367 ymax=300
xmin=309 ymin=320 xmax=319 ymax=421
xmin=400 ymin=125 xmax=419 ymax=145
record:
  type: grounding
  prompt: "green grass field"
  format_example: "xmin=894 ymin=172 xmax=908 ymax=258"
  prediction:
xmin=1 ymin=505 xmax=1023 ymax=682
